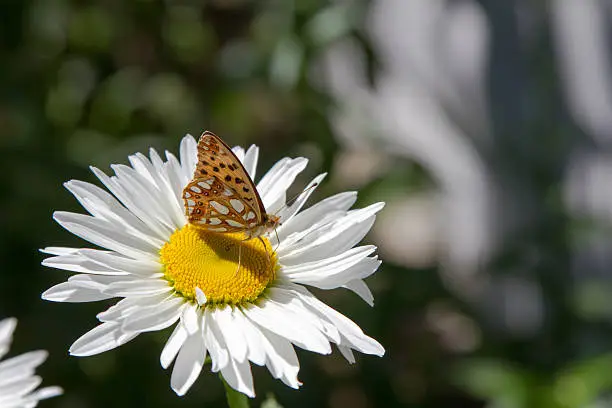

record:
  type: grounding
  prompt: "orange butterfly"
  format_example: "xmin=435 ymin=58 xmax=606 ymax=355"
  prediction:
xmin=182 ymin=131 xmax=280 ymax=240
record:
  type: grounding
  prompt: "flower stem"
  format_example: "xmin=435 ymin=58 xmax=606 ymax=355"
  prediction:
xmin=220 ymin=374 xmax=249 ymax=408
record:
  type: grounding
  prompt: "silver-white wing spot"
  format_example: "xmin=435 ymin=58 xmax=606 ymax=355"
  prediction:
xmin=210 ymin=201 xmax=229 ymax=215
xmin=209 ymin=218 xmax=222 ymax=225
xmin=230 ymin=199 xmax=245 ymax=213
xmin=186 ymin=199 xmax=196 ymax=206
xmin=189 ymin=185 xmax=202 ymax=193
xmin=197 ymin=181 xmax=211 ymax=190
xmin=223 ymin=189 xmax=233 ymax=197
xmin=244 ymin=211 xmax=256 ymax=221
xmin=226 ymin=219 xmax=245 ymax=228
xmin=208 ymin=227 xmax=227 ymax=232
xmin=184 ymin=191 xmax=192 ymax=198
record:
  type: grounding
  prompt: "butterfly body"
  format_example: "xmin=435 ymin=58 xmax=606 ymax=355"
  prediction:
xmin=182 ymin=131 xmax=279 ymax=240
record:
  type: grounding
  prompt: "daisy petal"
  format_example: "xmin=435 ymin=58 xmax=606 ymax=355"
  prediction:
xmin=243 ymin=300 xmax=331 ymax=355
xmin=243 ymin=145 xmax=259 ymax=180
xmin=277 ymin=191 xmax=357 ymax=240
xmin=70 ymin=322 xmax=138 ymax=357
xmin=275 ymin=173 xmax=327 ymax=227
xmin=214 ymin=307 xmax=247 ymax=363
xmin=42 ymin=276 xmax=115 ymax=303
xmin=257 ymin=157 xmax=308 ymax=213
xmin=220 ymin=356 xmax=255 ymax=398
xmin=343 ymin=279 xmax=375 ymax=306
xmin=203 ymin=308 xmax=229 ymax=372
xmin=171 ymin=325 xmax=207 ymax=396
xmin=161 ymin=322 xmax=188 ymax=369
xmin=121 ymin=297 xmax=185 ymax=332
xmin=179 ymin=134 xmax=198 ymax=180
xmin=53 ymin=211 xmax=159 ymax=260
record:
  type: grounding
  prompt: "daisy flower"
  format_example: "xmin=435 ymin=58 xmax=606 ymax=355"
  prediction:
xmin=41 ymin=133 xmax=384 ymax=397
xmin=0 ymin=318 xmax=62 ymax=407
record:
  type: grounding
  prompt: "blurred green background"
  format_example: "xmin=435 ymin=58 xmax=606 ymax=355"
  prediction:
xmin=2 ymin=0 xmax=612 ymax=407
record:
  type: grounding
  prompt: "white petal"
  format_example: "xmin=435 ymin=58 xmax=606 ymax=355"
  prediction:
xmin=280 ymin=202 xmax=384 ymax=263
xmin=70 ymin=322 xmax=138 ymax=356
xmin=0 ymin=376 xmax=41 ymax=401
xmin=163 ymin=151 xmax=192 ymax=226
xmin=39 ymin=247 xmax=79 ymax=256
xmin=343 ymin=279 xmax=374 ymax=306
xmin=104 ymin=279 xmax=172 ymax=297
xmin=42 ymin=276 xmax=115 ymax=303
xmin=160 ymin=323 xmax=188 ymax=369
xmin=337 ymin=345 xmax=355 ymax=364
xmin=242 ymin=145 xmax=259 ymax=180
xmin=220 ymin=355 xmax=255 ymax=398
xmin=0 ymin=318 xmax=16 ymax=359
xmin=111 ymin=164 xmax=177 ymax=230
xmin=26 ymin=385 xmax=63 ymax=401
xmin=90 ymin=167 xmax=174 ymax=240
xmin=288 ymin=255 xmax=380 ymax=294
xmin=78 ymin=249 xmax=161 ymax=276
xmin=42 ymin=252 xmax=129 ymax=276
xmin=0 ymin=351 xmax=47 ymax=376
xmin=64 ymin=180 xmax=164 ymax=246
xmin=96 ymin=296 xmax=152 ymax=322
xmin=286 ymin=285 xmax=384 ymax=356
xmin=203 ymin=308 xmax=229 ymax=372
xmin=257 ymin=157 xmax=308 ymax=213
xmin=213 ymin=306 xmax=247 ymax=363
xmin=121 ymin=297 xmax=185 ymax=332
xmin=282 ymin=245 xmax=375 ymax=281
xmin=277 ymin=191 xmax=357 ymax=240
xmin=274 ymin=173 xmax=327 ymax=227
xmin=267 ymin=287 xmax=340 ymax=344
xmin=182 ymin=305 xmax=200 ymax=335
xmin=231 ymin=145 xmax=245 ymax=161
xmin=243 ymin=299 xmax=331 ymax=355
xmin=179 ymin=134 xmax=198 ymax=181
xmin=257 ymin=327 xmax=301 ymax=388
xmin=53 ymin=211 xmax=159 ymax=261
xmin=195 ymin=287 xmax=207 ymax=306
xmin=171 ymin=323 xmax=207 ymax=396
xmin=229 ymin=311 xmax=263 ymax=366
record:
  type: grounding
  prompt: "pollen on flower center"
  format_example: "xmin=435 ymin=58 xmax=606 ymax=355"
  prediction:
xmin=160 ymin=224 xmax=277 ymax=306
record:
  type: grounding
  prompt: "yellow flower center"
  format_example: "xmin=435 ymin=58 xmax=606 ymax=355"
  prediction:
xmin=159 ymin=224 xmax=277 ymax=306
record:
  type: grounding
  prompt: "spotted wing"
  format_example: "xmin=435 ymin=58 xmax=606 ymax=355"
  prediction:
xmin=183 ymin=177 xmax=260 ymax=233
xmin=182 ymin=131 xmax=263 ymax=232
xmin=193 ymin=131 xmax=264 ymax=216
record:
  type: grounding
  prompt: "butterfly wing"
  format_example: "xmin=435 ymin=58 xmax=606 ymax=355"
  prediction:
xmin=183 ymin=178 xmax=259 ymax=233
xmin=182 ymin=131 xmax=265 ymax=232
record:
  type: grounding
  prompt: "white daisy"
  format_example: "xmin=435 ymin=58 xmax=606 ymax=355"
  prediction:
xmin=0 ymin=318 xmax=62 ymax=407
xmin=41 ymin=134 xmax=385 ymax=397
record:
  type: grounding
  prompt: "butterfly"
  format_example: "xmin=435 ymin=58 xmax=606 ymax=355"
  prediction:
xmin=182 ymin=131 xmax=280 ymax=240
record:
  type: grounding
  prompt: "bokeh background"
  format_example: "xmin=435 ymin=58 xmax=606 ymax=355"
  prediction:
xmin=1 ymin=0 xmax=612 ymax=407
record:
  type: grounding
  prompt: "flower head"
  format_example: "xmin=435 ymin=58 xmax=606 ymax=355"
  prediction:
xmin=42 ymin=134 xmax=384 ymax=397
xmin=0 ymin=318 xmax=62 ymax=407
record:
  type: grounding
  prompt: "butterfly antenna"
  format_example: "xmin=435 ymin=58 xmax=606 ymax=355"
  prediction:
xmin=274 ymin=227 xmax=281 ymax=254
xmin=258 ymin=236 xmax=272 ymax=270
xmin=273 ymin=183 xmax=319 ymax=216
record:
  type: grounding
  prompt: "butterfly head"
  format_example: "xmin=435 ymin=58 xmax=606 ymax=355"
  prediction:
xmin=264 ymin=214 xmax=281 ymax=230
